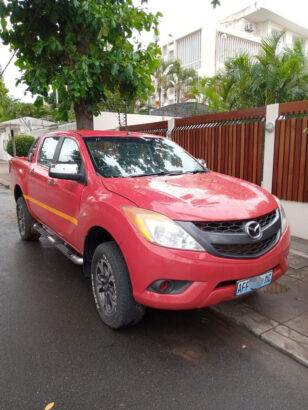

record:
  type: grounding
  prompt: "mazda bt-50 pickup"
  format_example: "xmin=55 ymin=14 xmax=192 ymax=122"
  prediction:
xmin=10 ymin=131 xmax=290 ymax=328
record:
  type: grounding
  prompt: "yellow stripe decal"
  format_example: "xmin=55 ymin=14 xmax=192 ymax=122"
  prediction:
xmin=24 ymin=194 xmax=78 ymax=226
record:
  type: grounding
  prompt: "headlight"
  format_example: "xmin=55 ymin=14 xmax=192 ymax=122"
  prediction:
xmin=273 ymin=196 xmax=287 ymax=233
xmin=122 ymin=206 xmax=204 ymax=251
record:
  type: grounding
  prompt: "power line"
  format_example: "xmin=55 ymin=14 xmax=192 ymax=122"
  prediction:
xmin=0 ymin=50 xmax=16 ymax=77
xmin=1 ymin=4 xmax=41 ymax=78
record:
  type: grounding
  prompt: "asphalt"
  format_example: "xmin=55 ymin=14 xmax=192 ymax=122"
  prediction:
xmin=212 ymin=250 xmax=308 ymax=366
xmin=0 ymin=169 xmax=308 ymax=409
xmin=1 ymin=162 xmax=308 ymax=366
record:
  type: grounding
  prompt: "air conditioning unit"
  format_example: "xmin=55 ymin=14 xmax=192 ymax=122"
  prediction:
xmin=245 ymin=23 xmax=254 ymax=33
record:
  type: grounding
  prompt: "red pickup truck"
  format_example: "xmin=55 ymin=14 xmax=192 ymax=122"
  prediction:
xmin=10 ymin=130 xmax=290 ymax=329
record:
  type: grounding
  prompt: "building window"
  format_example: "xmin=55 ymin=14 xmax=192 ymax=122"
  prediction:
xmin=176 ymin=30 xmax=201 ymax=70
xmin=216 ymin=32 xmax=261 ymax=66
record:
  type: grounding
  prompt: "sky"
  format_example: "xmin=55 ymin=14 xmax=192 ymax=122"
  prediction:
xmin=1 ymin=0 xmax=308 ymax=103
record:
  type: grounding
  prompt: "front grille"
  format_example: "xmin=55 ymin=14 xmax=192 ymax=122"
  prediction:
xmin=194 ymin=209 xmax=278 ymax=233
xmin=212 ymin=233 xmax=278 ymax=257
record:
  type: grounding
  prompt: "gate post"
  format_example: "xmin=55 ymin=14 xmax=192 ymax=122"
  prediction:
xmin=167 ymin=118 xmax=175 ymax=139
xmin=261 ymin=103 xmax=279 ymax=192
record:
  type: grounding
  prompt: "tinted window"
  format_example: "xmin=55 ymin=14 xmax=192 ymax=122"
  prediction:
xmin=58 ymin=138 xmax=82 ymax=170
xmin=85 ymin=136 xmax=205 ymax=178
xmin=38 ymin=137 xmax=60 ymax=167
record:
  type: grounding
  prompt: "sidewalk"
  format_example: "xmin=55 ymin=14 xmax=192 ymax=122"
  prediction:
xmin=0 ymin=161 xmax=10 ymax=188
xmin=0 ymin=161 xmax=307 ymax=366
xmin=211 ymin=249 xmax=308 ymax=367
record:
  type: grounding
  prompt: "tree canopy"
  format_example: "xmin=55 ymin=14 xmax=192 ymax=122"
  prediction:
xmin=0 ymin=0 xmax=161 ymax=129
xmin=0 ymin=72 xmax=57 ymax=121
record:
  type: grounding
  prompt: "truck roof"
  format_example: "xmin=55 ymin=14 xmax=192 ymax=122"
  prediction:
xmin=78 ymin=130 xmax=162 ymax=138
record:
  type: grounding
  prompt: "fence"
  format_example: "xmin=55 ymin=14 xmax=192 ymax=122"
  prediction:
xmin=172 ymin=107 xmax=265 ymax=186
xmin=121 ymin=101 xmax=308 ymax=205
xmin=272 ymin=101 xmax=308 ymax=203
xmin=119 ymin=120 xmax=168 ymax=137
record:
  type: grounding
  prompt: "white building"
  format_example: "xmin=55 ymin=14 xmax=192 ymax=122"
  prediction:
xmin=161 ymin=3 xmax=308 ymax=78
xmin=0 ymin=117 xmax=76 ymax=161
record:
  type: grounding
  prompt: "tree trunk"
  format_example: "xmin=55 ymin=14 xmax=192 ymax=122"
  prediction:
xmin=74 ymin=101 xmax=94 ymax=130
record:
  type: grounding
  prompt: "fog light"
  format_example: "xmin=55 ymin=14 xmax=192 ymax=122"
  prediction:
xmin=159 ymin=280 xmax=170 ymax=292
xmin=148 ymin=279 xmax=192 ymax=294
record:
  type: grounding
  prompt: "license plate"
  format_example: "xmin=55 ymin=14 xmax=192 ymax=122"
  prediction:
xmin=236 ymin=270 xmax=273 ymax=296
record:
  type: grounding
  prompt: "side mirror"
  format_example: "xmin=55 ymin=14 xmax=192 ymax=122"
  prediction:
xmin=49 ymin=163 xmax=84 ymax=182
xmin=197 ymin=158 xmax=207 ymax=168
xmin=27 ymin=152 xmax=33 ymax=162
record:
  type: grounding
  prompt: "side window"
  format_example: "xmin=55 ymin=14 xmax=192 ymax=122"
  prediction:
xmin=38 ymin=137 xmax=60 ymax=167
xmin=58 ymin=138 xmax=82 ymax=171
xmin=28 ymin=137 xmax=40 ymax=161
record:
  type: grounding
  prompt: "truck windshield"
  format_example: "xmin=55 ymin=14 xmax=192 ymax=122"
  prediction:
xmin=84 ymin=136 xmax=206 ymax=178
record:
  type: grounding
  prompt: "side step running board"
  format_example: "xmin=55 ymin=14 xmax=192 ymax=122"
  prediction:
xmin=33 ymin=223 xmax=83 ymax=265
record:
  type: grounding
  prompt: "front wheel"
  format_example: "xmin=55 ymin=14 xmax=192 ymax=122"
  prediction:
xmin=16 ymin=196 xmax=40 ymax=241
xmin=91 ymin=241 xmax=145 ymax=329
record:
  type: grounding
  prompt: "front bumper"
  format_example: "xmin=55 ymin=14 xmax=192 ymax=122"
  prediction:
xmin=123 ymin=226 xmax=290 ymax=310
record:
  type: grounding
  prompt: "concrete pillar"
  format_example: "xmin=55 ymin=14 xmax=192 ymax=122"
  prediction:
xmin=167 ymin=118 xmax=175 ymax=139
xmin=261 ymin=103 xmax=279 ymax=192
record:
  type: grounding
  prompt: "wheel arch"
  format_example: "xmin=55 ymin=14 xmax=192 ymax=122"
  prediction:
xmin=14 ymin=185 xmax=23 ymax=202
xmin=83 ymin=225 xmax=117 ymax=277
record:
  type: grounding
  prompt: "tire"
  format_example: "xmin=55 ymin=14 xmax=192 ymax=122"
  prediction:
xmin=16 ymin=196 xmax=40 ymax=241
xmin=91 ymin=241 xmax=145 ymax=329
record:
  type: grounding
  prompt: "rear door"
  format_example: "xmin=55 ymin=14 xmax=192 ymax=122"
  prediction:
xmin=26 ymin=136 xmax=60 ymax=222
xmin=43 ymin=137 xmax=86 ymax=248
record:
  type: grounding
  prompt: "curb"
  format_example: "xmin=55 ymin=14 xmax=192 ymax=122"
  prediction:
xmin=210 ymin=301 xmax=308 ymax=367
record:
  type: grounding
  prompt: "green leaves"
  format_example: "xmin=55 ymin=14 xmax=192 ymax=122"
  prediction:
xmin=98 ymin=25 xmax=108 ymax=39
xmin=0 ymin=0 xmax=161 ymax=128
xmin=188 ymin=33 xmax=308 ymax=112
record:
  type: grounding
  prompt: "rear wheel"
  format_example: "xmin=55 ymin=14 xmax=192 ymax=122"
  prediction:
xmin=16 ymin=196 xmax=40 ymax=241
xmin=91 ymin=241 xmax=145 ymax=329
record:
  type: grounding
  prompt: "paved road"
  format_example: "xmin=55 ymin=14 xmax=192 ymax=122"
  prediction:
xmin=0 ymin=187 xmax=307 ymax=410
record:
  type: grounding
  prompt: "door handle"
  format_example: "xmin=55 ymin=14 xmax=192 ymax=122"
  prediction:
xmin=30 ymin=168 xmax=35 ymax=174
xmin=48 ymin=179 xmax=55 ymax=186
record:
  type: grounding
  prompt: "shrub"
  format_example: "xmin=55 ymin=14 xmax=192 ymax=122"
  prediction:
xmin=6 ymin=134 xmax=35 ymax=157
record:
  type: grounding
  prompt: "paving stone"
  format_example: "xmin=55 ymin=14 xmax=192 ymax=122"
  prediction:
xmin=298 ymin=267 xmax=308 ymax=283
xmin=211 ymin=302 xmax=277 ymax=336
xmin=274 ymin=325 xmax=308 ymax=346
xmin=291 ymin=237 xmax=308 ymax=255
xmin=288 ymin=252 xmax=308 ymax=269
xmin=261 ymin=329 xmax=308 ymax=367
xmin=288 ymin=270 xmax=308 ymax=283
xmin=242 ymin=276 xmax=308 ymax=323
xmin=284 ymin=312 xmax=308 ymax=336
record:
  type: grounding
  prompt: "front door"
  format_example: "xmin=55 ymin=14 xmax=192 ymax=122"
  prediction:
xmin=43 ymin=137 xmax=85 ymax=249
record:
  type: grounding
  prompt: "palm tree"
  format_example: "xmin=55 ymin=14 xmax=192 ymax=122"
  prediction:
xmin=186 ymin=76 xmax=228 ymax=112
xmin=168 ymin=60 xmax=198 ymax=104
xmin=186 ymin=32 xmax=308 ymax=112
xmin=152 ymin=59 xmax=174 ymax=107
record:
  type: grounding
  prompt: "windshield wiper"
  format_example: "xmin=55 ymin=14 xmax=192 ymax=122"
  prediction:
xmin=183 ymin=169 xmax=208 ymax=174
xmin=130 ymin=171 xmax=185 ymax=178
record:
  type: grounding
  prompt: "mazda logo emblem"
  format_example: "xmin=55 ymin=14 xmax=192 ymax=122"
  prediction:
xmin=245 ymin=221 xmax=262 ymax=239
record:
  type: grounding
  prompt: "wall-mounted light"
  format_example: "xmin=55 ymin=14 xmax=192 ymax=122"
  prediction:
xmin=265 ymin=122 xmax=275 ymax=133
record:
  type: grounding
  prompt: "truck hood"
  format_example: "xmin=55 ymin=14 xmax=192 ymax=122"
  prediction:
xmin=102 ymin=172 xmax=277 ymax=221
